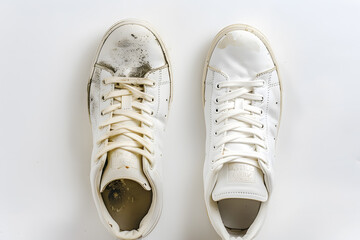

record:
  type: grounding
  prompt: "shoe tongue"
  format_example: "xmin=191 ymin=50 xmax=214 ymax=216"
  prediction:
xmin=98 ymin=38 xmax=156 ymax=193
xmin=100 ymin=120 xmax=151 ymax=192
xmin=100 ymin=147 xmax=151 ymax=192
xmin=213 ymin=94 xmax=267 ymax=202
xmin=100 ymin=63 xmax=152 ymax=193
xmin=212 ymin=162 xmax=268 ymax=202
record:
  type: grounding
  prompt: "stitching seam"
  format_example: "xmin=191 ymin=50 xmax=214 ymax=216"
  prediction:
xmin=208 ymin=65 xmax=229 ymax=80
xmin=265 ymin=73 xmax=271 ymax=146
xmin=145 ymin=64 xmax=168 ymax=78
xmin=209 ymin=69 xmax=215 ymax=156
xmin=214 ymin=191 xmax=266 ymax=198
xmin=256 ymin=66 xmax=276 ymax=77
xmin=269 ymin=82 xmax=279 ymax=88
xmin=158 ymin=81 xmax=170 ymax=86
xmin=156 ymin=69 xmax=161 ymax=116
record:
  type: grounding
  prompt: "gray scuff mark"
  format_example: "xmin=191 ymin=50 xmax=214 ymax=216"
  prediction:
xmin=97 ymin=61 xmax=116 ymax=73
xmin=154 ymin=38 xmax=160 ymax=46
xmin=89 ymin=69 xmax=101 ymax=118
xmin=106 ymin=179 xmax=129 ymax=212
xmin=129 ymin=62 xmax=151 ymax=78
xmin=117 ymin=39 xmax=131 ymax=48
xmin=99 ymin=33 xmax=153 ymax=78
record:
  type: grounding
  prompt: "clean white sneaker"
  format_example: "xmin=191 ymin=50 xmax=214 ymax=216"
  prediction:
xmin=202 ymin=24 xmax=282 ymax=240
xmin=88 ymin=19 xmax=172 ymax=240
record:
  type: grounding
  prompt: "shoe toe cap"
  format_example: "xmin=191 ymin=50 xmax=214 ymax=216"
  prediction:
xmin=97 ymin=22 xmax=166 ymax=77
xmin=209 ymin=28 xmax=275 ymax=80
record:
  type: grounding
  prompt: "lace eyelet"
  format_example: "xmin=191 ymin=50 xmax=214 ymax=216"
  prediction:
xmin=261 ymin=96 xmax=264 ymax=103
xmin=101 ymin=111 xmax=104 ymax=116
xmin=151 ymin=97 xmax=155 ymax=102
xmin=214 ymin=131 xmax=218 ymax=136
xmin=215 ymin=108 xmax=219 ymax=113
xmin=151 ymin=111 xmax=154 ymax=115
xmin=213 ymin=145 xmax=216 ymax=149
xmin=215 ymin=98 xmax=219 ymax=103
xmin=261 ymin=124 xmax=264 ymax=129
xmin=260 ymin=110 xmax=263 ymax=115
xmin=101 ymin=95 xmax=105 ymax=101
xmin=216 ymin=84 xmax=220 ymax=89
xmin=214 ymin=119 xmax=218 ymax=124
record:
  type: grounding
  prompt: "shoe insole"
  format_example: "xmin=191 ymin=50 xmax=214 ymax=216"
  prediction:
xmin=218 ymin=199 xmax=261 ymax=231
xmin=101 ymin=179 xmax=152 ymax=231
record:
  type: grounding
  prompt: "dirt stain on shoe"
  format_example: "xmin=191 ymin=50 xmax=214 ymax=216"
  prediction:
xmin=98 ymin=32 xmax=159 ymax=78
xmin=117 ymin=39 xmax=131 ymax=48
xmin=106 ymin=179 xmax=129 ymax=212
xmin=97 ymin=61 xmax=116 ymax=73
xmin=88 ymin=69 xmax=101 ymax=115
xmin=129 ymin=62 xmax=151 ymax=77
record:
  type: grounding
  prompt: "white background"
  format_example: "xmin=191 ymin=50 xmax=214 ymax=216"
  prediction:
xmin=1 ymin=0 xmax=359 ymax=239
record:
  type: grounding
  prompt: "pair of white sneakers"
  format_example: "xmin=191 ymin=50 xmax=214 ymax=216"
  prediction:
xmin=88 ymin=19 xmax=282 ymax=240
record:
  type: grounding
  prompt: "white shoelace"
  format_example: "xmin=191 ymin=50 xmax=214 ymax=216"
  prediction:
xmin=95 ymin=76 xmax=155 ymax=166
xmin=212 ymin=79 xmax=267 ymax=172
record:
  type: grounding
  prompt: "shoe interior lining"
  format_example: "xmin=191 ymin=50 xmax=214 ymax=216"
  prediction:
xmin=218 ymin=198 xmax=261 ymax=234
xmin=101 ymin=179 xmax=152 ymax=231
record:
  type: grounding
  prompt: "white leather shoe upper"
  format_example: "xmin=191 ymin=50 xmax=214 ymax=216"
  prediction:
xmin=203 ymin=25 xmax=282 ymax=240
xmin=88 ymin=20 xmax=172 ymax=240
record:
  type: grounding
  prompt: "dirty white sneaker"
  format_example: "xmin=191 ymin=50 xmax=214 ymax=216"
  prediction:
xmin=202 ymin=24 xmax=282 ymax=240
xmin=88 ymin=19 xmax=172 ymax=240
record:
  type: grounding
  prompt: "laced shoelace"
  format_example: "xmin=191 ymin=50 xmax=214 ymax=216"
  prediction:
xmin=212 ymin=79 xmax=267 ymax=172
xmin=95 ymin=76 xmax=155 ymax=166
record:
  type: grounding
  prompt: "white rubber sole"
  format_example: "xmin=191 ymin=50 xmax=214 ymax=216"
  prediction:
xmin=87 ymin=19 xmax=173 ymax=115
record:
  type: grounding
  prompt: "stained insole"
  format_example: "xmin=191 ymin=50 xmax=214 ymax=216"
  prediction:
xmin=218 ymin=199 xmax=261 ymax=231
xmin=102 ymin=179 xmax=152 ymax=231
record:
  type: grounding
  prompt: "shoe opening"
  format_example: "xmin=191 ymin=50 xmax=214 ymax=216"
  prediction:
xmin=218 ymin=198 xmax=261 ymax=236
xmin=101 ymin=179 xmax=152 ymax=231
